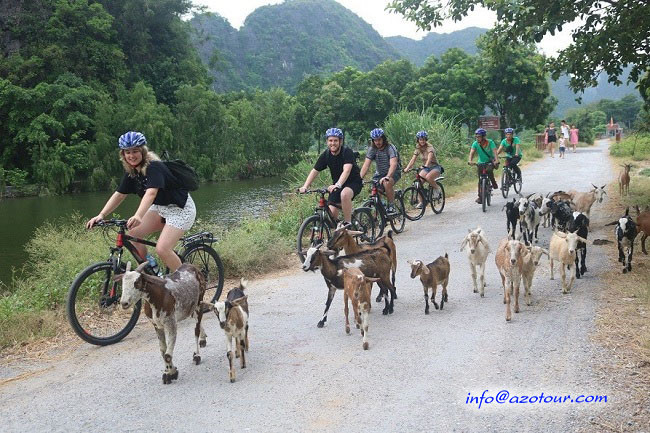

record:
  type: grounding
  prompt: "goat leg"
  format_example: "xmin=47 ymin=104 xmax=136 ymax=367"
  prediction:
xmin=318 ymin=286 xmax=337 ymax=328
xmin=344 ymin=293 xmax=351 ymax=334
xmin=504 ymin=279 xmax=512 ymax=322
xmin=423 ymin=285 xmax=429 ymax=315
xmin=162 ymin=324 xmax=178 ymax=383
xmin=239 ymin=338 xmax=246 ymax=369
xmin=432 ymin=284 xmax=439 ymax=310
xmin=642 ymin=234 xmax=648 ymax=255
xmin=470 ymin=264 xmax=478 ymax=294
xmin=226 ymin=335 xmax=236 ymax=383
xmin=193 ymin=313 xmax=203 ymax=365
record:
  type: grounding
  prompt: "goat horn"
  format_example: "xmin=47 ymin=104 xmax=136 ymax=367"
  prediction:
xmin=125 ymin=261 xmax=131 ymax=272
xmin=526 ymin=193 xmax=535 ymax=199
xmin=591 ymin=183 xmax=597 ymax=189
xmin=347 ymin=230 xmax=364 ymax=236
xmin=601 ymin=184 xmax=607 ymax=189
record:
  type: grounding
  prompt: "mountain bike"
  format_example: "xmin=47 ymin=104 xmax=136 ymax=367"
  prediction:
xmin=402 ymin=168 xmax=446 ymax=221
xmin=469 ymin=162 xmax=494 ymax=213
xmin=362 ymin=179 xmax=406 ymax=238
xmin=66 ymin=219 xmax=224 ymax=346
xmin=296 ymin=188 xmax=375 ymax=263
xmin=500 ymin=156 xmax=522 ymax=198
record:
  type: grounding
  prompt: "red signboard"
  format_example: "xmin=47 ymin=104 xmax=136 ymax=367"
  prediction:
xmin=478 ymin=116 xmax=500 ymax=130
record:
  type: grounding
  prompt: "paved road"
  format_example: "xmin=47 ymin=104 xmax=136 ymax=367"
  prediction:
xmin=0 ymin=141 xmax=617 ymax=432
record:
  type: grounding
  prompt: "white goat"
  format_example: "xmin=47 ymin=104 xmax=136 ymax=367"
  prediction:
xmin=549 ymin=231 xmax=587 ymax=293
xmin=520 ymin=246 xmax=549 ymax=307
xmin=460 ymin=227 xmax=491 ymax=297
xmin=567 ymin=184 xmax=607 ymax=217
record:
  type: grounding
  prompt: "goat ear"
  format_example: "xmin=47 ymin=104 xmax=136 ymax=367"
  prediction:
xmin=541 ymin=248 xmax=549 ymax=257
xmin=347 ymin=230 xmax=364 ymax=236
xmin=365 ymin=276 xmax=381 ymax=283
xmin=113 ymin=273 xmax=125 ymax=282
xmin=420 ymin=263 xmax=429 ymax=275
xmin=578 ymin=236 xmax=588 ymax=244
xmin=135 ymin=261 xmax=148 ymax=273
xmin=239 ymin=278 xmax=248 ymax=290
xmin=406 ymin=259 xmax=413 ymax=265
xmin=231 ymin=296 xmax=248 ymax=306
xmin=625 ymin=207 xmax=630 ymax=216
xmin=200 ymin=301 xmax=215 ymax=312
xmin=467 ymin=228 xmax=472 ymax=233
xmin=460 ymin=238 xmax=467 ymax=251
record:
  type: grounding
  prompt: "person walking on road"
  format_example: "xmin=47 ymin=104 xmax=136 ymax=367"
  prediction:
xmin=546 ymin=122 xmax=557 ymax=158
xmin=570 ymin=124 xmax=579 ymax=152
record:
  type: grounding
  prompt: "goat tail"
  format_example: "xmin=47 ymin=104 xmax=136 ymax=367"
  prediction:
xmin=444 ymin=252 xmax=449 ymax=259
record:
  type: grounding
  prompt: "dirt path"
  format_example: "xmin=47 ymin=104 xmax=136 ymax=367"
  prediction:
xmin=0 ymin=141 xmax=622 ymax=432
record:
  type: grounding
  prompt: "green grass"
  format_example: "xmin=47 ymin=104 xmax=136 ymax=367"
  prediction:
xmin=610 ymin=133 xmax=650 ymax=159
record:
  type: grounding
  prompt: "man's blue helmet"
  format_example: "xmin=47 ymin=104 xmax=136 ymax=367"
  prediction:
xmin=325 ymin=127 xmax=344 ymax=139
xmin=474 ymin=128 xmax=487 ymax=136
xmin=118 ymin=131 xmax=147 ymax=149
xmin=370 ymin=128 xmax=384 ymax=139
xmin=504 ymin=128 xmax=514 ymax=134
xmin=416 ymin=131 xmax=428 ymax=139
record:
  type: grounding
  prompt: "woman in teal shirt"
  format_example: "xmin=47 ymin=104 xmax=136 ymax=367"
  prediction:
xmin=496 ymin=127 xmax=522 ymax=180
xmin=468 ymin=128 xmax=499 ymax=203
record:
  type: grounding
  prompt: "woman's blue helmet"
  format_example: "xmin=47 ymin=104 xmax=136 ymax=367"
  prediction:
xmin=118 ymin=131 xmax=147 ymax=149
xmin=504 ymin=128 xmax=514 ymax=134
xmin=474 ymin=128 xmax=487 ymax=136
xmin=416 ymin=131 xmax=428 ymax=139
xmin=325 ymin=127 xmax=344 ymax=139
xmin=370 ymin=128 xmax=384 ymax=139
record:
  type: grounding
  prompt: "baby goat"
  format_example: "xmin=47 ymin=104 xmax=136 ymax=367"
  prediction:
xmin=407 ymin=254 xmax=450 ymax=314
xmin=343 ymin=268 xmax=379 ymax=350
xmin=460 ymin=228 xmax=491 ymax=297
xmin=118 ymin=262 xmax=206 ymax=384
xmin=495 ymin=236 xmax=527 ymax=321
xmin=502 ymin=198 xmax=519 ymax=238
xmin=202 ymin=279 xmax=250 ymax=383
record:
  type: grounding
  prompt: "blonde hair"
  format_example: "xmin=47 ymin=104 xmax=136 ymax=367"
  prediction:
xmin=119 ymin=146 xmax=160 ymax=176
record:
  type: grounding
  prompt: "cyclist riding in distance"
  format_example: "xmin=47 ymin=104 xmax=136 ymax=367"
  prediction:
xmin=496 ymin=127 xmax=522 ymax=180
xmin=85 ymin=131 xmax=196 ymax=272
xmin=468 ymin=128 xmax=499 ymax=204
xmin=299 ymin=127 xmax=363 ymax=225
xmin=403 ymin=130 xmax=443 ymax=208
xmin=359 ymin=128 xmax=401 ymax=214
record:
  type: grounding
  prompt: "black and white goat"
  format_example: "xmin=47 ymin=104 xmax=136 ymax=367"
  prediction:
xmin=568 ymin=212 xmax=589 ymax=278
xmin=517 ymin=194 xmax=541 ymax=244
xmin=607 ymin=208 xmax=638 ymax=273
xmin=549 ymin=199 xmax=574 ymax=231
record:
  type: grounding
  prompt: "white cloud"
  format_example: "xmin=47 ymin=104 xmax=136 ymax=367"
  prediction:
xmin=194 ymin=0 xmax=572 ymax=56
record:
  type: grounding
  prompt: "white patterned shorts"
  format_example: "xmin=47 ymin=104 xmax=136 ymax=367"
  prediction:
xmin=149 ymin=194 xmax=196 ymax=231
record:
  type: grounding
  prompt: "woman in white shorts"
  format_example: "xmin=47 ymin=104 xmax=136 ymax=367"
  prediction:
xmin=86 ymin=131 xmax=196 ymax=272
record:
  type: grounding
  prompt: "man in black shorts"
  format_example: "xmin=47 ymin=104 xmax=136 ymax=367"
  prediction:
xmin=299 ymin=127 xmax=363 ymax=225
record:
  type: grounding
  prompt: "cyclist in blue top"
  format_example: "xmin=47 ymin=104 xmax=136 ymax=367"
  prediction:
xmin=468 ymin=128 xmax=499 ymax=203
xmin=496 ymin=127 xmax=522 ymax=180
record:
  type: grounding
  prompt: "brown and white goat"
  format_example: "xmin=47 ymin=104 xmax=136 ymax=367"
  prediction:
xmin=619 ymin=164 xmax=631 ymax=196
xmin=549 ymin=231 xmax=587 ymax=293
xmin=407 ymin=254 xmax=450 ymax=314
xmin=328 ymin=225 xmax=397 ymax=298
xmin=520 ymin=246 xmax=549 ymax=307
xmin=495 ymin=237 xmax=527 ymax=321
xmin=460 ymin=227 xmax=491 ymax=297
xmin=202 ymin=279 xmax=249 ymax=383
xmin=635 ymin=205 xmax=650 ymax=254
xmin=342 ymin=269 xmax=379 ymax=350
xmin=118 ymin=262 xmax=206 ymax=384
xmin=302 ymin=244 xmax=396 ymax=327
xmin=567 ymin=184 xmax=607 ymax=217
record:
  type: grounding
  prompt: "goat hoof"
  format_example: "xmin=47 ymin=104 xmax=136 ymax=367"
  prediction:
xmin=623 ymin=268 xmax=628 ymax=274
xmin=375 ymin=294 xmax=383 ymax=303
xmin=199 ymin=339 xmax=207 ymax=348
xmin=363 ymin=342 xmax=369 ymax=350
xmin=382 ymin=309 xmax=388 ymax=315
xmin=162 ymin=374 xmax=170 ymax=384
xmin=393 ymin=293 xmax=398 ymax=300
xmin=473 ymin=289 xmax=478 ymax=293
xmin=440 ymin=302 xmax=444 ymax=310
xmin=355 ymin=323 xmax=360 ymax=329
xmin=317 ymin=321 xmax=325 ymax=328
xmin=170 ymin=370 xmax=178 ymax=381
xmin=425 ymin=308 xmax=429 ymax=315
xmin=444 ymin=293 xmax=448 ymax=302
xmin=193 ymin=355 xmax=201 ymax=365
xmin=480 ymin=293 xmax=485 ymax=298
xmin=230 ymin=378 xmax=236 ymax=383
xmin=345 ymin=326 xmax=350 ymax=335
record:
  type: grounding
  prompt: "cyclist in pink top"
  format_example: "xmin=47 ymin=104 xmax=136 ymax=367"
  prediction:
xmin=569 ymin=125 xmax=579 ymax=153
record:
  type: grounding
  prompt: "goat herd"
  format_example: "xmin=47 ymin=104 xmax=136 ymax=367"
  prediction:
xmin=115 ymin=183 xmax=650 ymax=385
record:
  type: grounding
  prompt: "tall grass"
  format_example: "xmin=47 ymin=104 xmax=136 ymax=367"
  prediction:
xmin=610 ymin=133 xmax=650 ymax=160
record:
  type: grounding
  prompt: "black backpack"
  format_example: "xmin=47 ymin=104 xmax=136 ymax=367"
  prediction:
xmin=160 ymin=151 xmax=200 ymax=191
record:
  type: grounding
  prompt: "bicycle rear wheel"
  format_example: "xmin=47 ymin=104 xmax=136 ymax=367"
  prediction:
xmin=181 ymin=244 xmax=225 ymax=303
xmin=66 ymin=261 xmax=141 ymax=346
xmin=351 ymin=207 xmax=377 ymax=242
xmin=297 ymin=215 xmax=331 ymax=263
xmin=501 ymin=170 xmax=510 ymax=198
xmin=389 ymin=193 xmax=406 ymax=233
xmin=513 ymin=173 xmax=522 ymax=194
xmin=429 ymin=183 xmax=446 ymax=214
xmin=403 ymin=186 xmax=426 ymax=221
xmin=365 ymin=201 xmax=385 ymax=239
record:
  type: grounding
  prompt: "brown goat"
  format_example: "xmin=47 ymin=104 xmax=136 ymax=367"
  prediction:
xmin=407 ymin=254 xmax=450 ymax=314
xmin=635 ymin=205 xmax=650 ymax=254
xmin=619 ymin=164 xmax=631 ymax=196
xmin=343 ymin=268 xmax=379 ymax=350
xmin=495 ymin=237 xmax=527 ymax=322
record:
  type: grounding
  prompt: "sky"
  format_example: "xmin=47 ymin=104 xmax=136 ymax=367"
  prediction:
xmin=195 ymin=0 xmax=577 ymax=57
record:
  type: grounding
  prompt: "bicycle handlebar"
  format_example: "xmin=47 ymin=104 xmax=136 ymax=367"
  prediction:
xmin=94 ymin=219 xmax=128 ymax=227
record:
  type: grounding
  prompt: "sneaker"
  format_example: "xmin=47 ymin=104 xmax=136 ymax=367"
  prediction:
xmin=475 ymin=197 xmax=482 ymax=204
xmin=415 ymin=202 xmax=425 ymax=209
xmin=491 ymin=183 xmax=499 ymax=190
xmin=386 ymin=204 xmax=397 ymax=215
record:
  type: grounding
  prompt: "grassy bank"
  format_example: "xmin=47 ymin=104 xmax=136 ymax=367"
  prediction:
xmin=0 ymin=122 xmax=542 ymax=349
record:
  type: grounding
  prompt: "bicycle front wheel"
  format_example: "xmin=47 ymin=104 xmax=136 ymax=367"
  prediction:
xmin=297 ymin=215 xmax=331 ymax=264
xmin=181 ymin=244 xmax=225 ymax=303
xmin=66 ymin=261 xmax=141 ymax=346
xmin=501 ymin=170 xmax=510 ymax=198
xmin=389 ymin=193 xmax=406 ymax=233
xmin=430 ymin=183 xmax=446 ymax=214
xmin=351 ymin=207 xmax=377 ymax=242
xmin=481 ymin=178 xmax=488 ymax=213
xmin=403 ymin=186 xmax=426 ymax=221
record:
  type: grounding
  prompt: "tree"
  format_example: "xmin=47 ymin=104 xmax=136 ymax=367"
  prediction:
xmin=386 ymin=0 xmax=650 ymax=104
xmin=477 ymin=33 xmax=556 ymax=132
